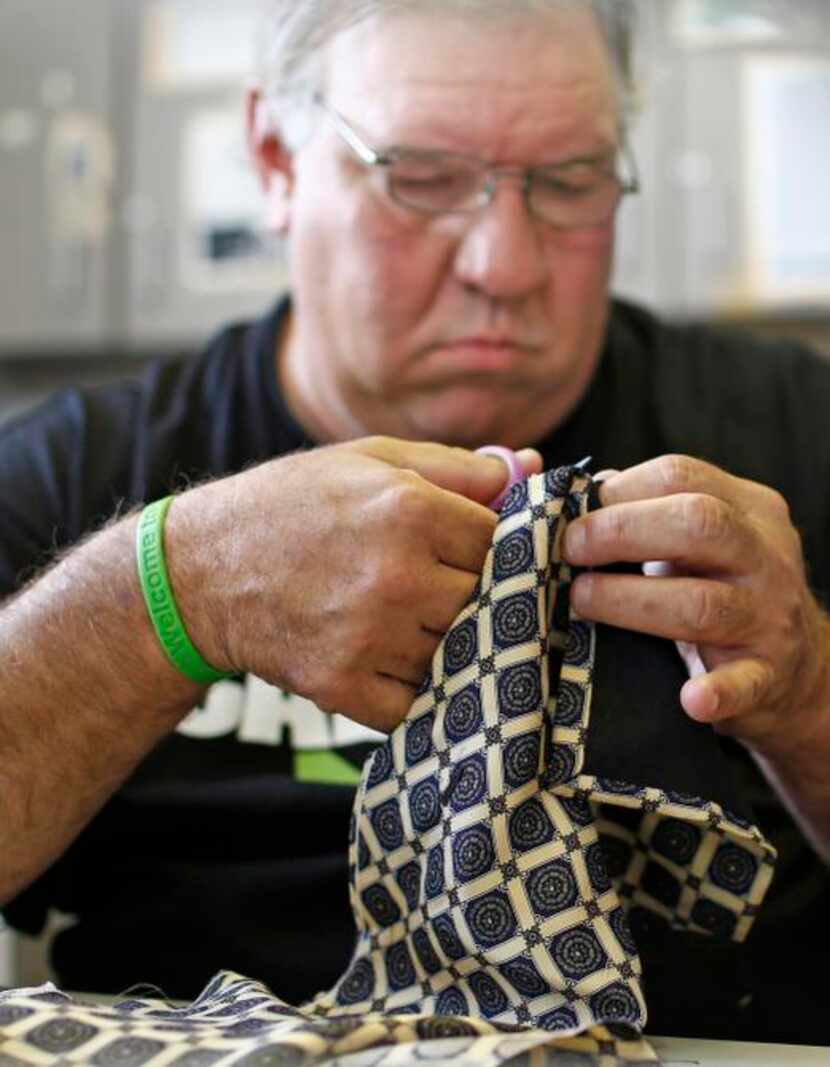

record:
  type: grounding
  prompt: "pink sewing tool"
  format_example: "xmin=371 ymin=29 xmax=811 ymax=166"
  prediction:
xmin=476 ymin=445 xmax=526 ymax=512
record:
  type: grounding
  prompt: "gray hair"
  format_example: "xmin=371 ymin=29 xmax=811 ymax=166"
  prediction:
xmin=258 ymin=0 xmax=637 ymax=145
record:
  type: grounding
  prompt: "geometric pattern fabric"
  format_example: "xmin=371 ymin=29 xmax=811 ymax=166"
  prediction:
xmin=0 ymin=972 xmax=660 ymax=1065
xmin=0 ymin=466 xmax=776 ymax=1066
xmin=310 ymin=465 xmax=776 ymax=1033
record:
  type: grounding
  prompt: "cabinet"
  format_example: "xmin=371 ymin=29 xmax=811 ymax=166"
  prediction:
xmin=0 ymin=0 xmax=116 ymax=351
xmin=613 ymin=0 xmax=830 ymax=317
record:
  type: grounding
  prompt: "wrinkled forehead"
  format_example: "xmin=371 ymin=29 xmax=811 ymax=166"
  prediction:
xmin=322 ymin=7 xmax=620 ymax=158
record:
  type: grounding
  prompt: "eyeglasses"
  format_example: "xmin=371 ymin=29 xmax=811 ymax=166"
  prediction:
xmin=315 ymin=95 xmax=640 ymax=229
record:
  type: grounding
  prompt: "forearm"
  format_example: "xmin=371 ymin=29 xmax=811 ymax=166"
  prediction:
xmin=751 ymin=707 xmax=830 ymax=865
xmin=0 ymin=513 xmax=202 ymax=904
xmin=749 ymin=619 xmax=830 ymax=864
xmin=0 ymin=437 xmax=530 ymax=904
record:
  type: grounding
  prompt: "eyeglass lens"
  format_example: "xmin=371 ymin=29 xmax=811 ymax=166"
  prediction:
xmin=385 ymin=154 xmax=626 ymax=226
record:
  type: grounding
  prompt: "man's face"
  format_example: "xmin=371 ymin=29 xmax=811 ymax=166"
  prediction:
xmin=277 ymin=8 xmax=622 ymax=447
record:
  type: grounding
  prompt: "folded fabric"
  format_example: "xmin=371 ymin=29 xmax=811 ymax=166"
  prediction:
xmin=0 ymin=465 xmax=775 ymax=1066
xmin=309 ymin=464 xmax=776 ymax=1034
xmin=0 ymin=974 xmax=658 ymax=1066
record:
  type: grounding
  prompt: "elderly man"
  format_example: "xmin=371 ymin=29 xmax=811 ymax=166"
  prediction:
xmin=0 ymin=0 xmax=828 ymax=1046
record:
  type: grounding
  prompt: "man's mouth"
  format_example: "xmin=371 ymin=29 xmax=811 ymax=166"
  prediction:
xmin=438 ymin=336 xmax=534 ymax=373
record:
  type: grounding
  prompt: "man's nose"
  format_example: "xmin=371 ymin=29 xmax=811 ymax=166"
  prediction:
xmin=453 ymin=180 xmax=549 ymax=299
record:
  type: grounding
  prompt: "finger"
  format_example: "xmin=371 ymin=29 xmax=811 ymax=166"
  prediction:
xmin=380 ymin=661 xmax=431 ymax=689
xmin=515 ymin=448 xmax=545 ymax=476
xmin=483 ymin=446 xmax=544 ymax=510
xmin=365 ymin=674 xmax=420 ymax=733
xmin=356 ymin=437 xmax=541 ymax=507
xmin=570 ymin=572 xmax=756 ymax=646
xmin=563 ymin=495 xmax=760 ymax=573
xmin=646 ymin=573 xmax=712 ymax=697
xmin=596 ymin=455 xmax=762 ymax=513
xmin=380 ymin=628 xmax=442 ymax=686
xmin=421 ymin=565 xmax=481 ymax=632
xmin=427 ymin=487 xmax=497 ymax=573
xmin=680 ymin=657 xmax=775 ymax=726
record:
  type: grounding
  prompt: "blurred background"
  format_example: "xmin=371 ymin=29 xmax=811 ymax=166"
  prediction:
xmin=1 ymin=0 xmax=829 ymax=429
xmin=0 ymin=0 xmax=829 ymax=985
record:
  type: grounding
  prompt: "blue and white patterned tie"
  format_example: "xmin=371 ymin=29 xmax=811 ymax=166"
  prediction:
xmin=0 ymin=466 xmax=776 ymax=1067
xmin=312 ymin=464 xmax=775 ymax=1035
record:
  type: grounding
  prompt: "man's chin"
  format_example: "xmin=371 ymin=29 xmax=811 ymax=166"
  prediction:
xmin=402 ymin=393 xmax=519 ymax=449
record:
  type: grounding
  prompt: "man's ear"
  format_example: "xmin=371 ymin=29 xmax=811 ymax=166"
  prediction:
xmin=245 ymin=87 xmax=294 ymax=234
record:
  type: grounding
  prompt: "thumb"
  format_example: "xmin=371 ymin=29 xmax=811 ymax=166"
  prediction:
xmin=353 ymin=437 xmax=543 ymax=506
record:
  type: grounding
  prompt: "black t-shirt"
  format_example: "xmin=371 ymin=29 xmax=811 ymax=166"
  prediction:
xmin=1 ymin=297 xmax=828 ymax=1044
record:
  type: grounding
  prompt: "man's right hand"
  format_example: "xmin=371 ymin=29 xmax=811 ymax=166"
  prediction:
xmin=167 ymin=437 xmax=542 ymax=732
xmin=0 ymin=435 xmax=540 ymax=902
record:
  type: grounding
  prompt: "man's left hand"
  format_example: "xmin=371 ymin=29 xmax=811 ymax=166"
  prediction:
xmin=562 ymin=454 xmax=830 ymax=760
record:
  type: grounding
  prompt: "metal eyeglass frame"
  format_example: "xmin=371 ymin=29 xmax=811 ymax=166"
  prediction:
xmin=313 ymin=93 xmax=641 ymax=226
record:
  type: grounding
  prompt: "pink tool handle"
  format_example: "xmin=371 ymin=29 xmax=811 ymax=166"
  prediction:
xmin=476 ymin=445 xmax=526 ymax=512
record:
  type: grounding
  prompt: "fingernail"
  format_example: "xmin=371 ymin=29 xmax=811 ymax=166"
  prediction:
xmin=515 ymin=447 xmax=543 ymax=471
xmin=570 ymin=573 xmax=592 ymax=613
xmin=683 ymin=679 xmax=720 ymax=721
xmin=564 ymin=522 xmax=586 ymax=562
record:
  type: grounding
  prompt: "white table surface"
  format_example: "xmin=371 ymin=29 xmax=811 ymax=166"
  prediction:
xmin=650 ymin=1034 xmax=828 ymax=1065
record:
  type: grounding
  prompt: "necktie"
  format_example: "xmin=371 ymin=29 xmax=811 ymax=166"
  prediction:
xmin=0 ymin=466 xmax=775 ymax=1067
xmin=309 ymin=464 xmax=775 ymax=1033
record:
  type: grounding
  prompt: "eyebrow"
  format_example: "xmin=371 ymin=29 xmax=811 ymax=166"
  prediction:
xmin=540 ymin=149 xmax=617 ymax=169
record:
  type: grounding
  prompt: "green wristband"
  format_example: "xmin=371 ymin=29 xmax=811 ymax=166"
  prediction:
xmin=136 ymin=496 xmax=232 ymax=685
